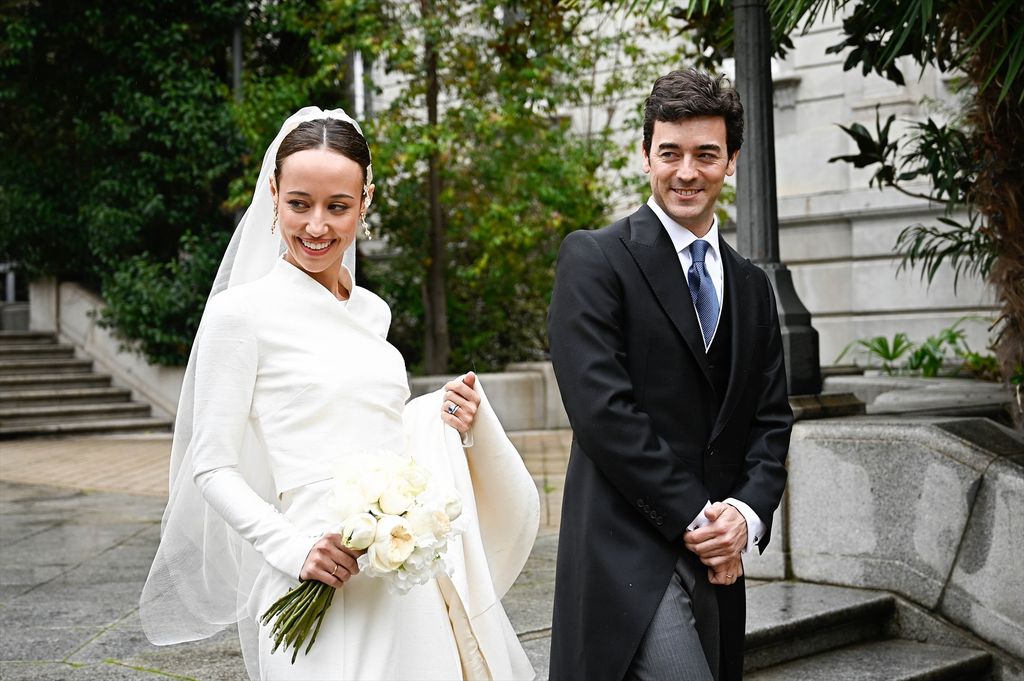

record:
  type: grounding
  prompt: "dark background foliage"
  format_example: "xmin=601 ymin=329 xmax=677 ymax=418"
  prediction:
xmin=1 ymin=0 xmax=678 ymax=370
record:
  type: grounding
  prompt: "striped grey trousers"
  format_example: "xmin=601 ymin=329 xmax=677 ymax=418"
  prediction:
xmin=624 ymin=553 xmax=720 ymax=681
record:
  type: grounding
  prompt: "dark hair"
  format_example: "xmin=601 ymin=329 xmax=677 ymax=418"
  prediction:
xmin=642 ymin=69 xmax=744 ymax=160
xmin=274 ymin=118 xmax=372 ymax=190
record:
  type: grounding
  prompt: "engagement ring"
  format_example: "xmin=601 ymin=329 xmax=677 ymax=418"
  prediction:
xmin=447 ymin=403 xmax=460 ymax=415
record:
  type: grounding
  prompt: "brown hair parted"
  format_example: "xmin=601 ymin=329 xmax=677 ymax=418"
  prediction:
xmin=642 ymin=69 xmax=744 ymax=160
xmin=274 ymin=118 xmax=372 ymax=190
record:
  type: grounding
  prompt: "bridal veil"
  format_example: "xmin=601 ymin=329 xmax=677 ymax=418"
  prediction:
xmin=139 ymin=107 xmax=369 ymax=656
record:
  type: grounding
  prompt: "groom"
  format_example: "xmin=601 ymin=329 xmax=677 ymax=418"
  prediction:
xmin=547 ymin=69 xmax=793 ymax=681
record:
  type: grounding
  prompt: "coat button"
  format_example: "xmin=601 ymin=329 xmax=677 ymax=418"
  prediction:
xmin=707 ymin=447 xmax=716 ymax=457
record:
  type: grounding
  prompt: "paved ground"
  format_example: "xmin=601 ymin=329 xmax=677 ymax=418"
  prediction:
xmin=0 ymin=435 xmax=560 ymax=681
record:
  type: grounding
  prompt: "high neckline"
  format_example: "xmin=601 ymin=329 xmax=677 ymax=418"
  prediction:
xmin=273 ymin=257 xmax=355 ymax=305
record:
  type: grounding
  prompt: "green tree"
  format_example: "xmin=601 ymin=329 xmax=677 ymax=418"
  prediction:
xmin=0 ymin=0 xmax=246 ymax=362
xmin=332 ymin=0 xmax=685 ymax=372
xmin=681 ymin=0 xmax=1024 ymax=404
xmin=2 ymin=1 xmax=684 ymax=372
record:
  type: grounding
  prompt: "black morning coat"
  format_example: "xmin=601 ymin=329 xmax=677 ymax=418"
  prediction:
xmin=546 ymin=204 xmax=794 ymax=681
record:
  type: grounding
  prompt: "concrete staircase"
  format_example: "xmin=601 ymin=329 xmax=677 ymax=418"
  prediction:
xmin=744 ymin=581 xmax=991 ymax=680
xmin=0 ymin=331 xmax=172 ymax=438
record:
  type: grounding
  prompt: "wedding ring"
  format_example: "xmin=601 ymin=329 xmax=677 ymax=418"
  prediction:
xmin=447 ymin=403 xmax=460 ymax=415
xmin=726 ymin=574 xmax=733 ymax=579
xmin=331 ymin=564 xmax=339 ymax=577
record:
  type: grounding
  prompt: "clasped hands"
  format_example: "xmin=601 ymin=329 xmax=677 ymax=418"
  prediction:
xmin=683 ymin=502 xmax=746 ymax=587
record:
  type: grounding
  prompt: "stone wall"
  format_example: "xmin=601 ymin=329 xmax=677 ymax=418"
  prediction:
xmin=747 ymin=416 xmax=1024 ymax=662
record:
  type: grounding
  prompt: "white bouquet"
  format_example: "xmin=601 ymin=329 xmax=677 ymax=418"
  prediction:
xmin=261 ymin=451 xmax=463 ymax=662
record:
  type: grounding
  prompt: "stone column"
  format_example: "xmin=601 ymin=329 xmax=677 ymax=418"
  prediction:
xmin=733 ymin=0 xmax=822 ymax=395
xmin=28 ymin=277 xmax=58 ymax=333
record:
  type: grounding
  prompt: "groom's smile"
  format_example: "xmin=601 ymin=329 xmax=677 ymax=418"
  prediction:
xmin=642 ymin=116 xmax=738 ymax=237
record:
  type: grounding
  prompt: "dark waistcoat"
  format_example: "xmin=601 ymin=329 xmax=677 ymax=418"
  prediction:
xmin=705 ymin=288 xmax=733 ymax=421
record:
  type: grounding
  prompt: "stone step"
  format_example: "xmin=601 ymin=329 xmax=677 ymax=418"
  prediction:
xmin=0 ymin=416 xmax=172 ymax=439
xmin=0 ymin=401 xmax=152 ymax=427
xmin=747 ymin=639 xmax=990 ymax=680
xmin=0 ymin=372 xmax=112 ymax=391
xmin=0 ymin=331 xmax=56 ymax=344
xmin=0 ymin=357 xmax=93 ymax=375
xmin=0 ymin=386 xmax=132 ymax=407
xmin=744 ymin=581 xmax=894 ymax=671
xmin=0 ymin=342 xmax=75 ymax=358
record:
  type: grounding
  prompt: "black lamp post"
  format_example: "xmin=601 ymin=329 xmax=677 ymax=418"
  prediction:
xmin=732 ymin=0 xmax=822 ymax=395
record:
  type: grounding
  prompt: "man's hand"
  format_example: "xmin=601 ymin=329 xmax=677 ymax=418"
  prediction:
xmin=708 ymin=554 xmax=743 ymax=586
xmin=683 ymin=502 xmax=747 ymax=569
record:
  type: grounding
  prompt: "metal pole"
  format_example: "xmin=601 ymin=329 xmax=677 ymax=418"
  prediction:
xmin=732 ymin=0 xmax=822 ymax=395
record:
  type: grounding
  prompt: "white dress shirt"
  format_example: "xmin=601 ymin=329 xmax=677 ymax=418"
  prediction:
xmin=646 ymin=197 xmax=765 ymax=554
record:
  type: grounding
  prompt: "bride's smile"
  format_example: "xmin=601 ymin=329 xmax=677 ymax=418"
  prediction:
xmin=271 ymin=147 xmax=375 ymax=298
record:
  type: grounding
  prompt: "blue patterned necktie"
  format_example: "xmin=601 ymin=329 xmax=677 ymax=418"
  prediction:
xmin=687 ymin=239 xmax=720 ymax=348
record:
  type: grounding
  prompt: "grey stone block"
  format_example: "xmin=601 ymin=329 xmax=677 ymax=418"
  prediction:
xmin=787 ymin=420 xmax=993 ymax=608
xmin=1 ymin=302 xmax=30 ymax=331
xmin=68 ymin=619 xmax=154 ymax=664
xmin=746 ymin=639 xmax=990 ymax=680
xmin=120 ymin=628 xmax=248 ymax=681
xmin=0 ymin=660 xmax=154 ymax=681
xmin=0 ymin=624 xmax=104 ymax=662
xmin=941 ymin=456 xmax=1024 ymax=659
xmin=503 ymin=531 xmax=557 ymax=635
xmin=744 ymin=581 xmax=893 ymax=670
xmin=888 ymin=598 xmax=1024 ymax=681
xmin=520 ymin=635 xmax=551 ymax=681
xmin=1 ymin=579 xmax=141 ymax=628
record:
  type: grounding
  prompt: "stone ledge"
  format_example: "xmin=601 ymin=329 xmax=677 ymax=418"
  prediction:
xmin=782 ymin=416 xmax=1024 ymax=661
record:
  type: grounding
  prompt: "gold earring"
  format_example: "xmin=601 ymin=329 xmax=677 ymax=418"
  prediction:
xmin=361 ymin=215 xmax=372 ymax=240
xmin=271 ymin=205 xmax=279 ymax=234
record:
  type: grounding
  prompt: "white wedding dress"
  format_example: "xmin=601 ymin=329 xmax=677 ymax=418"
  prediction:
xmin=171 ymin=257 xmax=537 ymax=680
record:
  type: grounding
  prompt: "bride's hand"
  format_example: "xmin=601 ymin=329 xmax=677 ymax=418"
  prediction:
xmin=441 ymin=371 xmax=480 ymax=434
xmin=300 ymin=533 xmax=361 ymax=588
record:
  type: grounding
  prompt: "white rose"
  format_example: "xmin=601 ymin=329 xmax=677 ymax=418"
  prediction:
xmin=399 ymin=461 xmax=430 ymax=496
xmin=378 ymin=478 xmax=416 ymax=515
xmin=402 ymin=546 xmax=437 ymax=574
xmin=370 ymin=514 xmax=416 ymax=571
xmin=443 ymin=490 xmax=462 ymax=522
xmin=340 ymin=513 xmax=377 ymax=550
xmin=406 ymin=507 xmax=451 ymax=547
xmin=355 ymin=467 xmax=388 ymax=506
xmin=328 ymin=481 xmax=371 ymax=522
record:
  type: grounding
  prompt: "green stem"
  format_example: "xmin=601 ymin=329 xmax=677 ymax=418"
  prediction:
xmin=260 ymin=583 xmax=304 ymax=625
xmin=305 ymin=588 xmax=335 ymax=654
xmin=269 ymin=582 xmax=320 ymax=654
xmin=285 ymin=584 xmax=329 ymax=649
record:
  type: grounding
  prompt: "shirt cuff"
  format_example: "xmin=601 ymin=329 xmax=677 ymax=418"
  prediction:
xmin=686 ymin=500 xmax=714 ymax=532
xmin=724 ymin=497 xmax=764 ymax=554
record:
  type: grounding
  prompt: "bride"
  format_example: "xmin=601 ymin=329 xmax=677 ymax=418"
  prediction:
xmin=140 ymin=107 xmax=539 ymax=680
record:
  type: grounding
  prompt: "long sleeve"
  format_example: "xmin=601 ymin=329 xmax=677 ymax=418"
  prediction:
xmin=548 ymin=230 xmax=712 ymax=542
xmin=190 ymin=293 xmax=314 ymax=579
xmin=728 ymin=274 xmax=793 ymax=552
xmin=195 ymin=468 xmax=315 ymax=579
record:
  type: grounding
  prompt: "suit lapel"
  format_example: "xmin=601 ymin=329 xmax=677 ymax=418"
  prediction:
xmin=622 ymin=205 xmax=713 ymax=388
xmin=710 ymin=239 xmax=755 ymax=441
